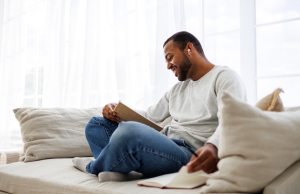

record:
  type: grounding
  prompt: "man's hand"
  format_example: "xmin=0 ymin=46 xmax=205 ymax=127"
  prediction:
xmin=187 ymin=143 xmax=219 ymax=174
xmin=102 ymin=103 xmax=121 ymax=123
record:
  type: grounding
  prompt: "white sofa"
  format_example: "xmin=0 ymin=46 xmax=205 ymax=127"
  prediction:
xmin=1 ymin=91 xmax=300 ymax=194
xmin=0 ymin=158 xmax=300 ymax=194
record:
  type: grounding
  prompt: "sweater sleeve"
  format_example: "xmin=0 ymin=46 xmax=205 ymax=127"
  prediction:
xmin=144 ymin=91 xmax=171 ymax=123
xmin=206 ymin=69 xmax=247 ymax=148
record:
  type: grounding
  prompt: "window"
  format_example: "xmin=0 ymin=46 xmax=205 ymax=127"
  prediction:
xmin=1 ymin=0 xmax=299 ymax=152
xmin=203 ymin=0 xmax=300 ymax=106
xmin=256 ymin=0 xmax=300 ymax=106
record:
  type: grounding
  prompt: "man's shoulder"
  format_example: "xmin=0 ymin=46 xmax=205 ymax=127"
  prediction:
xmin=213 ymin=65 xmax=235 ymax=74
xmin=214 ymin=66 xmax=247 ymax=100
xmin=214 ymin=66 xmax=240 ymax=80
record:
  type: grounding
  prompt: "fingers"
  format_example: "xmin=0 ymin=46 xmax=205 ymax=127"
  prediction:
xmin=188 ymin=156 xmax=216 ymax=173
xmin=187 ymin=144 xmax=219 ymax=173
xmin=102 ymin=103 xmax=121 ymax=122
xmin=187 ymin=148 xmax=208 ymax=172
xmin=109 ymin=103 xmax=121 ymax=122
xmin=188 ymin=148 xmax=204 ymax=166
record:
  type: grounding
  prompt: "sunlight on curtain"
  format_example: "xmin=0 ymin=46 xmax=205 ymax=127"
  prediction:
xmin=0 ymin=0 xmax=203 ymax=151
xmin=203 ymin=0 xmax=241 ymax=73
xmin=1 ymin=0 xmax=299 ymax=152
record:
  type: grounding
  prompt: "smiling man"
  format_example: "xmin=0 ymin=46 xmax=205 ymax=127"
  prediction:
xmin=160 ymin=32 xmax=247 ymax=173
xmin=73 ymin=31 xmax=246 ymax=181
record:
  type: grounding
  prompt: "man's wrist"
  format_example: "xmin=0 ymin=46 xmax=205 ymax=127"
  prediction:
xmin=205 ymin=143 xmax=218 ymax=154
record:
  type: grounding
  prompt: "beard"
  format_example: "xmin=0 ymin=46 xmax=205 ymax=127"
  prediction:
xmin=177 ymin=55 xmax=192 ymax=81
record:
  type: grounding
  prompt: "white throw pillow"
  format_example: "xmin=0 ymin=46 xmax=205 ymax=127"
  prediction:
xmin=14 ymin=107 xmax=101 ymax=162
xmin=255 ymin=88 xmax=284 ymax=111
xmin=201 ymin=92 xmax=300 ymax=193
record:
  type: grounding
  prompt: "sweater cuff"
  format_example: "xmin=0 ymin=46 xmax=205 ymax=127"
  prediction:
xmin=206 ymin=138 xmax=218 ymax=149
xmin=206 ymin=129 xmax=220 ymax=149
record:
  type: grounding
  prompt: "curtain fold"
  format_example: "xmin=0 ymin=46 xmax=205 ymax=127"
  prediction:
xmin=0 ymin=0 xmax=196 ymax=151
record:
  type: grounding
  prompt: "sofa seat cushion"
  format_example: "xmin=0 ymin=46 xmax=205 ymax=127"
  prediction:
xmin=0 ymin=158 xmax=208 ymax=194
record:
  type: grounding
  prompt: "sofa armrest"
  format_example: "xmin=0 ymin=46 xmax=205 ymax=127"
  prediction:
xmin=263 ymin=160 xmax=300 ymax=194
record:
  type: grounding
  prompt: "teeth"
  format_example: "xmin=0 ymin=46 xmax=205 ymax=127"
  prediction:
xmin=173 ymin=68 xmax=177 ymax=76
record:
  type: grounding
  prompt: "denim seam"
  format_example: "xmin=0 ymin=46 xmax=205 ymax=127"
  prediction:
xmin=109 ymin=146 xmax=185 ymax=171
xmin=142 ymin=146 xmax=184 ymax=164
xmin=100 ymin=124 xmax=113 ymax=144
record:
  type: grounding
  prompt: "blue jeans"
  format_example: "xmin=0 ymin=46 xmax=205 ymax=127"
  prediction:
xmin=85 ymin=117 xmax=193 ymax=177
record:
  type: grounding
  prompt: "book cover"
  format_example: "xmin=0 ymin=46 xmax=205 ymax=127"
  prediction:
xmin=113 ymin=102 xmax=163 ymax=131
xmin=137 ymin=166 xmax=209 ymax=189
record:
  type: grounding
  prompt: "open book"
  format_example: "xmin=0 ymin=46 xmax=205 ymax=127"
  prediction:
xmin=137 ymin=166 xmax=209 ymax=189
xmin=113 ymin=102 xmax=163 ymax=131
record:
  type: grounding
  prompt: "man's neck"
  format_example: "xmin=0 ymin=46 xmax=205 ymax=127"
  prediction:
xmin=189 ymin=56 xmax=215 ymax=81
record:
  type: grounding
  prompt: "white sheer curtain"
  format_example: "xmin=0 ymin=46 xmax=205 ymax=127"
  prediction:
xmin=2 ymin=0 xmax=300 ymax=152
xmin=0 ymin=0 xmax=203 ymax=151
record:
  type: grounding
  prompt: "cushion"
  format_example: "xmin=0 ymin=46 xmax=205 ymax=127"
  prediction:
xmin=14 ymin=107 xmax=101 ymax=162
xmin=0 ymin=158 xmax=205 ymax=194
xmin=200 ymin=92 xmax=300 ymax=193
xmin=255 ymin=88 xmax=284 ymax=111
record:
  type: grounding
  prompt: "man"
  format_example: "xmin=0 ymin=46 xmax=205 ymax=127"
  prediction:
xmin=73 ymin=31 xmax=246 ymax=180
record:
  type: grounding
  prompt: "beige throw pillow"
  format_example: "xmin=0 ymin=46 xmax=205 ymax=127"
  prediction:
xmin=256 ymin=88 xmax=284 ymax=111
xmin=14 ymin=107 xmax=101 ymax=162
xmin=201 ymin=92 xmax=300 ymax=193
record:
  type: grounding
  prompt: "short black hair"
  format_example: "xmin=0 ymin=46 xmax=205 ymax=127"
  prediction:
xmin=163 ymin=31 xmax=204 ymax=55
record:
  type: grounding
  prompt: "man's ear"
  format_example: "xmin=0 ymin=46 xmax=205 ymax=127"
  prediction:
xmin=185 ymin=42 xmax=194 ymax=55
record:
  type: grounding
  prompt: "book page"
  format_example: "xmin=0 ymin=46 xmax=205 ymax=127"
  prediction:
xmin=166 ymin=166 xmax=208 ymax=189
xmin=113 ymin=102 xmax=163 ymax=131
xmin=137 ymin=172 xmax=178 ymax=188
xmin=137 ymin=166 xmax=209 ymax=189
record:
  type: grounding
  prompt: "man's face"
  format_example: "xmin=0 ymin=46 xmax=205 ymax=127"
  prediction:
xmin=164 ymin=40 xmax=192 ymax=81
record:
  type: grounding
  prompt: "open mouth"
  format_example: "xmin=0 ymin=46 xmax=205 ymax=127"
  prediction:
xmin=172 ymin=67 xmax=178 ymax=76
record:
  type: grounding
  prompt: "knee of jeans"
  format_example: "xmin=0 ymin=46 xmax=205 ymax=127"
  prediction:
xmin=110 ymin=122 xmax=144 ymax=146
xmin=85 ymin=117 xmax=103 ymax=136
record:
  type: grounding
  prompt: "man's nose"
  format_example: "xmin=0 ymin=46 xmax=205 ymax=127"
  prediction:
xmin=167 ymin=62 xmax=173 ymax=69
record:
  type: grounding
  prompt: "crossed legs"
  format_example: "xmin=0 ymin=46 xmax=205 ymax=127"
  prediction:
xmin=79 ymin=117 xmax=192 ymax=178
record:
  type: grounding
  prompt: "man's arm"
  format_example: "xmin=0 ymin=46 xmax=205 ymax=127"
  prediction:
xmin=187 ymin=69 xmax=247 ymax=173
xmin=145 ymin=91 xmax=171 ymax=123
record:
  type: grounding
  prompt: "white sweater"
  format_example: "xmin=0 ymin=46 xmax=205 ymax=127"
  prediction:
xmin=145 ymin=66 xmax=246 ymax=149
